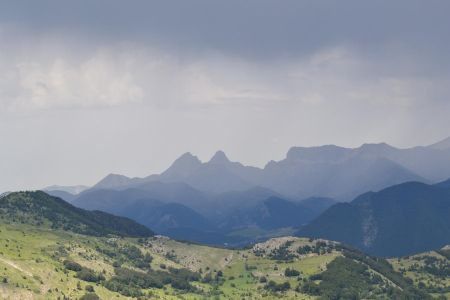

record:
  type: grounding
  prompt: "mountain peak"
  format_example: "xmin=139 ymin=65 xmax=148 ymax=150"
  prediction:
xmin=92 ymin=173 xmax=132 ymax=190
xmin=209 ymin=150 xmax=230 ymax=164
xmin=174 ymin=152 xmax=202 ymax=165
xmin=358 ymin=142 xmax=394 ymax=149
xmin=162 ymin=152 xmax=202 ymax=177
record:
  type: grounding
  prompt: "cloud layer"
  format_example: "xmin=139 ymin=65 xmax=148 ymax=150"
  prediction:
xmin=0 ymin=1 xmax=450 ymax=191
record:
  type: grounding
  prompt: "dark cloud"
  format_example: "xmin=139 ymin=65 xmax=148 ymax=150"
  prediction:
xmin=1 ymin=0 xmax=449 ymax=60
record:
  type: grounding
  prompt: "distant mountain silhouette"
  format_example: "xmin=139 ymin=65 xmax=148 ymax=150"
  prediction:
xmin=427 ymin=136 xmax=450 ymax=150
xmin=297 ymin=181 xmax=450 ymax=256
xmin=65 ymin=137 xmax=450 ymax=246
xmin=89 ymin=173 xmax=146 ymax=190
xmin=156 ymin=151 xmax=259 ymax=193
xmin=44 ymin=185 xmax=89 ymax=194
xmin=44 ymin=189 xmax=77 ymax=202
xmin=72 ymin=187 xmax=214 ymax=237
xmin=84 ymin=138 xmax=450 ymax=200
xmin=43 ymin=185 xmax=89 ymax=197
xmin=261 ymin=149 xmax=424 ymax=200
xmin=71 ymin=183 xmax=333 ymax=245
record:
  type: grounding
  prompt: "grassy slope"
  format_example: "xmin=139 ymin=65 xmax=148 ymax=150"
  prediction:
xmin=0 ymin=221 xmax=445 ymax=299
xmin=389 ymin=250 xmax=450 ymax=299
xmin=0 ymin=222 xmax=336 ymax=300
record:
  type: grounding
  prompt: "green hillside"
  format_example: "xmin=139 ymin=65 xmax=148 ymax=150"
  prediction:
xmin=0 ymin=191 xmax=153 ymax=237
xmin=389 ymin=247 xmax=450 ymax=299
xmin=0 ymin=191 xmax=446 ymax=299
xmin=0 ymin=224 xmax=438 ymax=299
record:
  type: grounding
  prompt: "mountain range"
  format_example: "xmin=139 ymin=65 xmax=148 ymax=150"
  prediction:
xmin=43 ymin=137 xmax=450 ymax=252
xmin=70 ymin=185 xmax=335 ymax=245
xmin=76 ymin=136 xmax=450 ymax=201
xmin=297 ymin=180 xmax=450 ymax=256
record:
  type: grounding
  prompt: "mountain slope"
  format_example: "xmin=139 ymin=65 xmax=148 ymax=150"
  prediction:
xmin=220 ymin=196 xmax=330 ymax=231
xmin=0 ymin=191 xmax=153 ymax=237
xmin=297 ymin=182 xmax=450 ymax=256
xmin=44 ymin=189 xmax=77 ymax=202
xmin=0 ymin=219 xmax=434 ymax=300
xmin=298 ymin=197 xmax=336 ymax=216
xmin=89 ymin=173 xmax=146 ymax=191
xmin=261 ymin=150 xmax=424 ymax=200
xmin=71 ymin=185 xmax=336 ymax=246
xmin=156 ymin=150 xmax=259 ymax=193
xmin=427 ymin=136 xmax=450 ymax=150
xmin=389 ymin=246 xmax=450 ymax=297
xmin=71 ymin=187 xmax=218 ymax=240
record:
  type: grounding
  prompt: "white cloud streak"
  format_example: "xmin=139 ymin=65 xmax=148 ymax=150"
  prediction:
xmin=1 ymin=39 xmax=446 ymax=114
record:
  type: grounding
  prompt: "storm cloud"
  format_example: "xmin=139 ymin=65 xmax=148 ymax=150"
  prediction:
xmin=1 ymin=0 xmax=449 ymax=191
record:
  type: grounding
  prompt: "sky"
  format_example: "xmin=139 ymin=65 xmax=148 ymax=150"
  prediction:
xmin=1 ymin=0 xmax=450 ymax=191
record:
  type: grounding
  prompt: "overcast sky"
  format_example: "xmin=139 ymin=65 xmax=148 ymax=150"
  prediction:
xmin=1 ymin=0 xmax=450 ymax=191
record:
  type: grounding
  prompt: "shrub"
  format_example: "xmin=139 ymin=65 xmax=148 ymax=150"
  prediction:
xmin=76 ymin=268 xmax=105 ymax=283
xmin=265 ymin=280 xmax=290 ymax=292
xmin=284 ymin=268 xmax=300 ymax=277
xmin=85 ymin=285 xmax=95 ymax=292
xmin=79 ymin=292 xmax=100 ymax=300
xmin=63 ymin=260 xmax=82 ymax=272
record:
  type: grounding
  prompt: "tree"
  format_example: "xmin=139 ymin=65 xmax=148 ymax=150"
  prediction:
xmin=79 ymin=293 xmax=100 ymax=300
xmin=85 ymin=285 xmax=95 ymax=292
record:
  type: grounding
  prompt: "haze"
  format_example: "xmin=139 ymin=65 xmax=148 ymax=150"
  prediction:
xmin=1 ymin=0 xmax=450 ymax=191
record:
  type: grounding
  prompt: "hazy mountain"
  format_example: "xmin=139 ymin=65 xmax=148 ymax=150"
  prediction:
xmin=257 ymin=140 xmax=450 ymax=199
xmin=205 ymin=186 xmax=284 ymax=221
xmin=89 ymin=173 xmax=147 ymax=190
xmin=158 ymin=152 xmax=202 ymax=179
xmin=83 ymin=138 xmax=450 ymax=201
xmin=260 ymin=147 xmax=424 ymax=200
xmin=380 ymin=145 xmax=450 ymax=182
xmin=72 ymin=188 xmax=154 ymax=212
xmin=44 ymin=185 xmax=89 ymax=194
xmin=0 ymin=191 xmax=153 ymax=237
xmin=130 ymin=202 xmax=214 ymax=238
xmin=72 ymin=186 xmax=217 ymax=237
xmin=221 ymin=196 xmax=319 ymax=231
xmin=156 ymin=151 xmax=259 ymax=193
xmin=84 ymin=151 xmax=259 ymax=195
xmin=427 ymin=136 xmax=450 ymax=150
xmin=298 ymin=197 xmax=336 ymax=215
xmin=44 ymin=189 xmax=77 ymax=202
xmin=297 ymin=181 xmax=450 ymax=256
xmin=71 ymin=183 xmax=334 ymax=245
xmin=65 ymin=138 xmax=450 ymax=245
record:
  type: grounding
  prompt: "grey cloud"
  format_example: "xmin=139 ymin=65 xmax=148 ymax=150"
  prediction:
xmin=1 ymin=0 xmax=450 ymax=60
xmin=0 ymin=1 xmax=450 ymax=192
